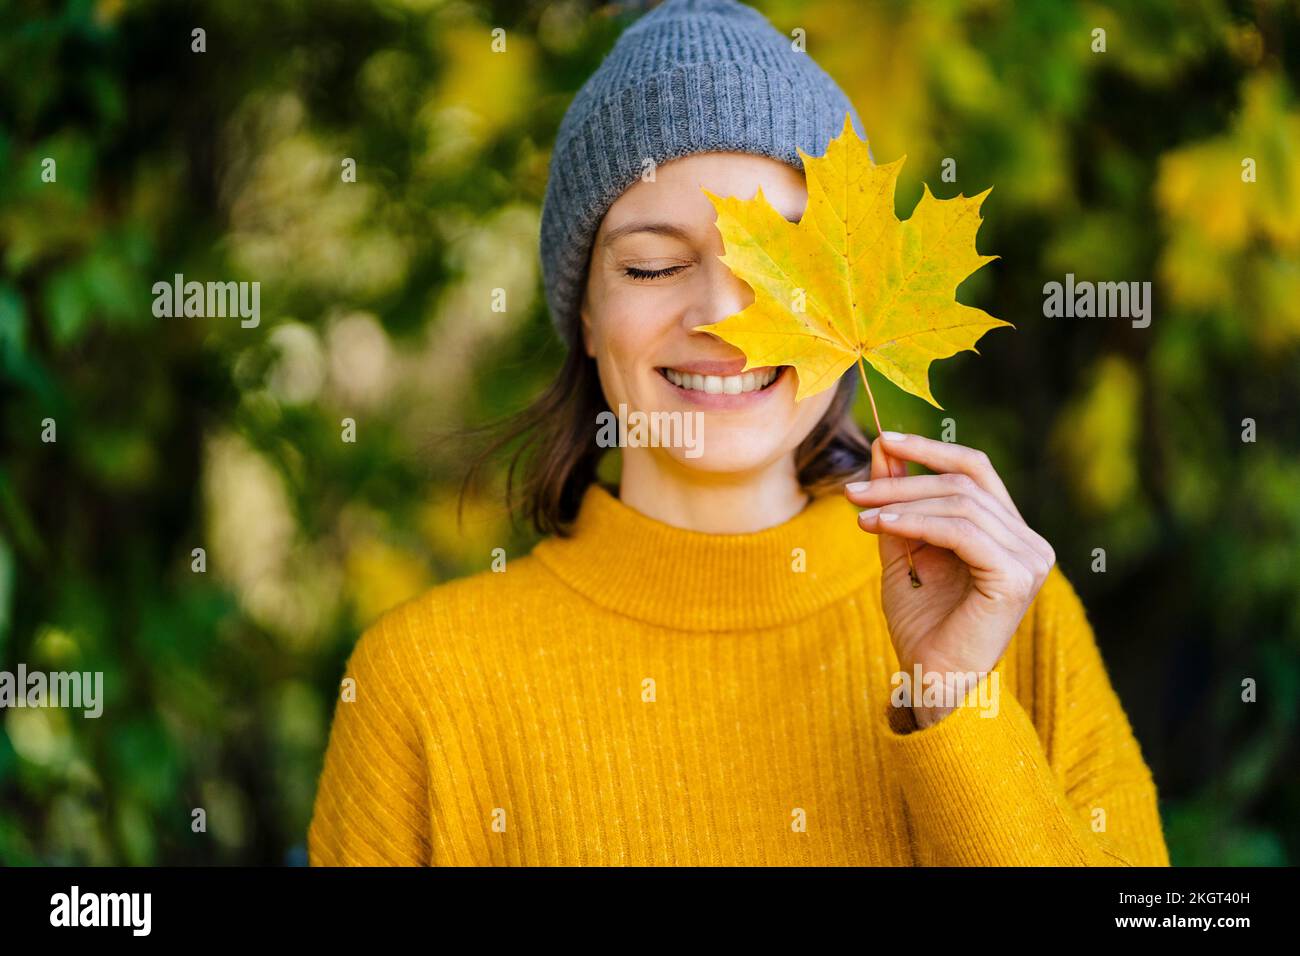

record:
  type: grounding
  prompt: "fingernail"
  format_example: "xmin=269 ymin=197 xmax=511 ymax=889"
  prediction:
xmin=881 ymin=431 xmax=906 ymax=442
xmin=879 ymin=512 xmax=900 ymax=523
xmin=859 ymin=508 xmax=879 ymax=519
xmin=845 ymin=481 xmax=870 ymax=494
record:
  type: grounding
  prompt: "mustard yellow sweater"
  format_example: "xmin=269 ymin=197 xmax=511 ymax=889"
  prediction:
xmin=308 ymin=482 xmax=1170 ymax=866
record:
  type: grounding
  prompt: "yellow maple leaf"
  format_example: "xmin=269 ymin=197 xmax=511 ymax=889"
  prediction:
xmin=693 ymin=113 xmax=1012 ymax=408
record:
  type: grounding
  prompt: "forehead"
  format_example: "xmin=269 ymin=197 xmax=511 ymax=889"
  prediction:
xmin=599 ymin=152 xmax=808 ymax=237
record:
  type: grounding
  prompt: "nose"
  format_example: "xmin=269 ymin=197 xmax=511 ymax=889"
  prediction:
xmin=687 ymin=256 xmax=754 ymax=334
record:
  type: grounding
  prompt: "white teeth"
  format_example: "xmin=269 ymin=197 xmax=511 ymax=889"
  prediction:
xmin=663 ymin=367 xmax=779 ymax=394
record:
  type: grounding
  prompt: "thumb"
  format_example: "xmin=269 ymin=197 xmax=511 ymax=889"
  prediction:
xmin=870 ymin=436 xmax=908 ymax=481
xmin=869 ymin=435 xmax=910 ymax=567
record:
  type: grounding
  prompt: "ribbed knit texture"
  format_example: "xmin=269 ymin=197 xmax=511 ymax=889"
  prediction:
xmin=308 ymin=483 xmax=1171 ymax=866
xmin=539 ymin=0 xmax=866 ymax=350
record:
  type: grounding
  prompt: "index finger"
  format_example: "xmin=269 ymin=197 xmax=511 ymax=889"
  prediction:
xmin=876 ymin=432 xmax=1023 ymax=521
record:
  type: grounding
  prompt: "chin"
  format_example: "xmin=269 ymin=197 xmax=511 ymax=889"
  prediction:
xmin=660 ymin=432 xmax=791 ymax=474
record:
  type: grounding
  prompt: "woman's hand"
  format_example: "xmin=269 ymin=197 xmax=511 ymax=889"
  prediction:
xmin=845 ymin=432 xmax=1055 ymax=728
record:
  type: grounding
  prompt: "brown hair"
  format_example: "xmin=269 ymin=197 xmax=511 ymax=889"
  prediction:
xmin=459 ymin=348 xmax=871 ymax=538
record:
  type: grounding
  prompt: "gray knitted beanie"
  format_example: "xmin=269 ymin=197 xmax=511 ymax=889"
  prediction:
xmin=539 ymin=0 xmax=865 ymax=349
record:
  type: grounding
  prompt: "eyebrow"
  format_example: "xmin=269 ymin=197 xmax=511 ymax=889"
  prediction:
xmin=602 ymin=210 xmax=803 ymax=247
xmin=603 ymin=221 xmax=693 ymax=246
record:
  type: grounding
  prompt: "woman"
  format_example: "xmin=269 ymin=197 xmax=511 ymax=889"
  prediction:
xmin=308 ymin=0 xmax=1170 ymax=866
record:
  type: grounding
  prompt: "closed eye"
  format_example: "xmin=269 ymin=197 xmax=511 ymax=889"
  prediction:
xmin=624 ymin=265 xmax=686 ymax=281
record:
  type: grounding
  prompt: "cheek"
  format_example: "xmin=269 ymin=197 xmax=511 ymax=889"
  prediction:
xmin=588 ymin=308 xmax=661 ymax=404
xmin=790 ymin=388 xmax=838 ymax=435
xmin=594 ymin=298 xmax=667 ymax=367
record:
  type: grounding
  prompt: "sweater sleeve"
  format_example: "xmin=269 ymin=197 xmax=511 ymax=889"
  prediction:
xmin=308 ymin=613 xmax=433 ymax=866
xmin=876 ymin=566 xmax=1171 ymax=866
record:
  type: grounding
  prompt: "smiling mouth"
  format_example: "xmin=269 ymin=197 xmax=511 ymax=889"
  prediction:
xmin=658 ymin=366 xmax=785 ymax=395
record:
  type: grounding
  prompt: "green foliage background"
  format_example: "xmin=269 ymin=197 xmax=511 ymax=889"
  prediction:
xmin=1 ymin=0 xmax=1296 ymax=865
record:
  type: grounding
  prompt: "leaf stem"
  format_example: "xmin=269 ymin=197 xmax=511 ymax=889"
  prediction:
xmin=856 ymin=355 xmax=921 ymax=588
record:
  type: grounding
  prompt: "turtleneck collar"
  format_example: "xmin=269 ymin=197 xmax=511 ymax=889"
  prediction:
xmin=532 ymin=482 xmax=880 ymax=631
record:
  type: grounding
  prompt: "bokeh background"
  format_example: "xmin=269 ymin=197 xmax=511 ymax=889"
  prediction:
xmin=1 ymin=0 xmax=1297 ymax=865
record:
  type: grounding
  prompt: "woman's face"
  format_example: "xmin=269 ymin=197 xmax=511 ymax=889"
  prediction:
xmin=580 ymin=152 xmax=836 ymax=477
